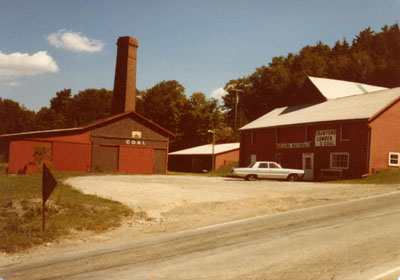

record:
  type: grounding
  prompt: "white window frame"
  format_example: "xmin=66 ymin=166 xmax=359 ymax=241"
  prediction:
xmin=388 ymin=152 xmax=400 ymax=167
xmin=330 ymin=152 xmax=349 ymax=170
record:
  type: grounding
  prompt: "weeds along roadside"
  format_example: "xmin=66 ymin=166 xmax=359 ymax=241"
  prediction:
xmin=0 ymin=166 xmax=132 ymax=254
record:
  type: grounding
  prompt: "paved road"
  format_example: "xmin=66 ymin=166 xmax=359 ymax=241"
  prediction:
xmin=1 ymin=192 xmax=400 ymax=280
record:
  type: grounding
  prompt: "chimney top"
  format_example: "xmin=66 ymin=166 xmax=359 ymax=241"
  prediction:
xmin=117 ymin=36 xmax=139 ymax=48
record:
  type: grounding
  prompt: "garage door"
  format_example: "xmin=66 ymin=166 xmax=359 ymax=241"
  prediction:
xmin=91 ymin=144 xmax=119 ymax=172
xmin=118 ymin=146 xmax=153 ymax=174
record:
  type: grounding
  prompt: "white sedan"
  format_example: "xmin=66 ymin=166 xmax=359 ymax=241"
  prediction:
xmin=231 ymin=161 xmax=305 ymax=181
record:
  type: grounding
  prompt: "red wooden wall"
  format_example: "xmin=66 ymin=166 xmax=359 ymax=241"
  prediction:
xmin=52 ymin=142 xmax=91 ymax=172
xmin=8 ymin=140 xmax=52 ymax=174
xmin=215 ymin=149 xmax=239 ymax=170
xmin=7 ymin=131 xmax=91 ymax=174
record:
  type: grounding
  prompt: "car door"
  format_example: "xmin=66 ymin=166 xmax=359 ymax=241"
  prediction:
xmin=268 ymin=162 xmax=286 ymax=179
xmin=257 ymin=163 xmax=270 ymax=178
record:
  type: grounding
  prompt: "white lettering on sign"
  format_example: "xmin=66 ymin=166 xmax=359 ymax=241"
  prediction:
xmin=277 ymin=142 xmax=311 ymax=149
xmin=125 ymin=139 xmax=146 ymax=146
xmin=315 ymin=130 xmax=336 ymax=147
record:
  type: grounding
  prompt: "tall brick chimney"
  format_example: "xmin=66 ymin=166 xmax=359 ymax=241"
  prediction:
xmin=111 ymin=36 xmax=138 ymax=115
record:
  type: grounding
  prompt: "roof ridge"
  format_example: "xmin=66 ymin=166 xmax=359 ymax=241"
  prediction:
xmin=240 ymin=87 xmax=400 ymax=130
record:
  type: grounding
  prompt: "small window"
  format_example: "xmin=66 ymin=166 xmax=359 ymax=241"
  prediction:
xmin=389 ymin=152 xmax=400 ymax=167
xmin=304 ymin=157 xmax=312 ymax=170
xmin=269 ymin=162 xmax=280 ymax=169
xmin=330 ymin=153 xmax=349 ymax=169
xmin=340 ymin=123 xmax=350 ymax=141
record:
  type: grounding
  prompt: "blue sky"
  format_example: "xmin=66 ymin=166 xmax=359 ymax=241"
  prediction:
xmin=1 ymin=0 xmax=400 ymax=111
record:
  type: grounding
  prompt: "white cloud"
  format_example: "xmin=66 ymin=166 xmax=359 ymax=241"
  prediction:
xmin=47 ymin=30 xmax=104 ymax=53
xmin=0 ymin=51 xmax=59 ymax=78
xmin=6 ymin=81 xmax=22 ymax=87
xmin=211 ymin=87 xmax=228 ymax=102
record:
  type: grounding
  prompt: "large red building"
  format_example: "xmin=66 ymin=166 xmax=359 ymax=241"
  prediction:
xmin=239 ymin=77 xmax=400 ymax=180
xmin=0 ymin=36 xmax=175 ymax=174
xmin=1 ymin=112 xmax=173 ymax=174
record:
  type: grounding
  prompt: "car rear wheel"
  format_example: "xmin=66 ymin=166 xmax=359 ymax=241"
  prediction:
xmin=287 ymin=174 xmax=298 ymax=182
xmin=245 ymin=174 xmax=257 ymax=181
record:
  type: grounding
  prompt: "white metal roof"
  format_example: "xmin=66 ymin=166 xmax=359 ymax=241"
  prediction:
xmin=240 ymin=87 xmax=400 ymax=130
xmin=309 ymin=76 xmax=387 ymax=99
xmin=169 ymin=143 xmax=240 ymax=156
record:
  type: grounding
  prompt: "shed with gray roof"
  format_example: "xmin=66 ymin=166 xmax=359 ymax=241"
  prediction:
xmin=168 ymin=143 xmax=240 ymax=173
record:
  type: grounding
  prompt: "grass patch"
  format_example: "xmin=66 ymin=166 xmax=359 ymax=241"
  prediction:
xmin=0 ymin=166 xmax=132 ymax=254
xmin=0 ymin=163 xmax=8 ymax=175
xmin=328 ymin=169 xmax=400 ymax=184
xmin=207 ymin=161 xmax=239 ymax=177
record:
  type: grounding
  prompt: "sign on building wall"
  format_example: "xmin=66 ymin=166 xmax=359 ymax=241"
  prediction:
xmin=127 ymin=131 xmax=145 ymax=145
xmin=132 ymin=131 xmax=142 ymax=139
xmin=126 ymin=139 xmax=146 ymax=145
xmin=315 ymin=130 xmax=336 ymax=147
xmin=277 ymin=142 xmax=311 ymax=149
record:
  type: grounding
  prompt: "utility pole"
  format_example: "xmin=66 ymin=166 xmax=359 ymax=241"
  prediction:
xmin=208 ymin=129 xmax=216 ymax=171
xmin=230 ymin=89 xmax=243 ymax=130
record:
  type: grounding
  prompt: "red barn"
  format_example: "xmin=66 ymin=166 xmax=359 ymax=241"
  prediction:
xmin=0 ymin=111 xmax=173 ymax=174
xmin=239 ymin=77 xmax=400 ymax=180
xmin=0 ymin=36 xmax=175 ymax=174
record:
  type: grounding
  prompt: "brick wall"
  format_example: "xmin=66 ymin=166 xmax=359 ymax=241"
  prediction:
xmin=369 ymin=100 xmax=400 ymax=172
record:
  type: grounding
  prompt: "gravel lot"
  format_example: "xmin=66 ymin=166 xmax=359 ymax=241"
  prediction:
xmin=3 ymin=174 xmax=399 ymax=265
xmin=65 ymin=175 xmax=400 ymax=233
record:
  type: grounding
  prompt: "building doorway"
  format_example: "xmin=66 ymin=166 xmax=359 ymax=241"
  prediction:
xmin=302 ymin=153 xmax=314 ymax=180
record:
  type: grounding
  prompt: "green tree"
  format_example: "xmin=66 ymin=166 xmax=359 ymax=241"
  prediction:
xmin=137 ymin=80 xmax=187 ymax=150
xmin=0 ymin=98 xmax=36 ymax=134
xmin=49 ymin=89 xmax=73 ymax=127
xmin=222 ymin=23 xmax=400 ymax=128
xmin=328 ymin=39 xmax=351 ymax=80
xmin=69 ymin=88 xmax=112 ymax=126
xmin=179 ymin=92 xmax=225 ymax=149
xmin=35 ymin=107 xmax=65 ymax=130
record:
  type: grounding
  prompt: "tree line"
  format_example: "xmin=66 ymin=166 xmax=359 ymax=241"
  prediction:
xmin=1 ymin=23 xmax=400 ymax=152
xmin=223 ymin=24 xmax=400 ymax=128
xmin=0 ymin=84 xmax=229 ymax=151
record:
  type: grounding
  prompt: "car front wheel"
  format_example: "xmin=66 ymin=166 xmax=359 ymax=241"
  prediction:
xmin=245 ymin=174 xmax=257 ymax=181
xmin=287 ymin=174 xmax=298 ymax=182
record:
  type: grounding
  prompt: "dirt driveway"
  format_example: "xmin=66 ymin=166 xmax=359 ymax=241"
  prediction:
xmin=65 ymin=175 xmax=400 ymax=236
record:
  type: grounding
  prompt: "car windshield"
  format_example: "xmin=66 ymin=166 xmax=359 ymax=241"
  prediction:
xmin=248 ymin=162 xmax=256 ymax=168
